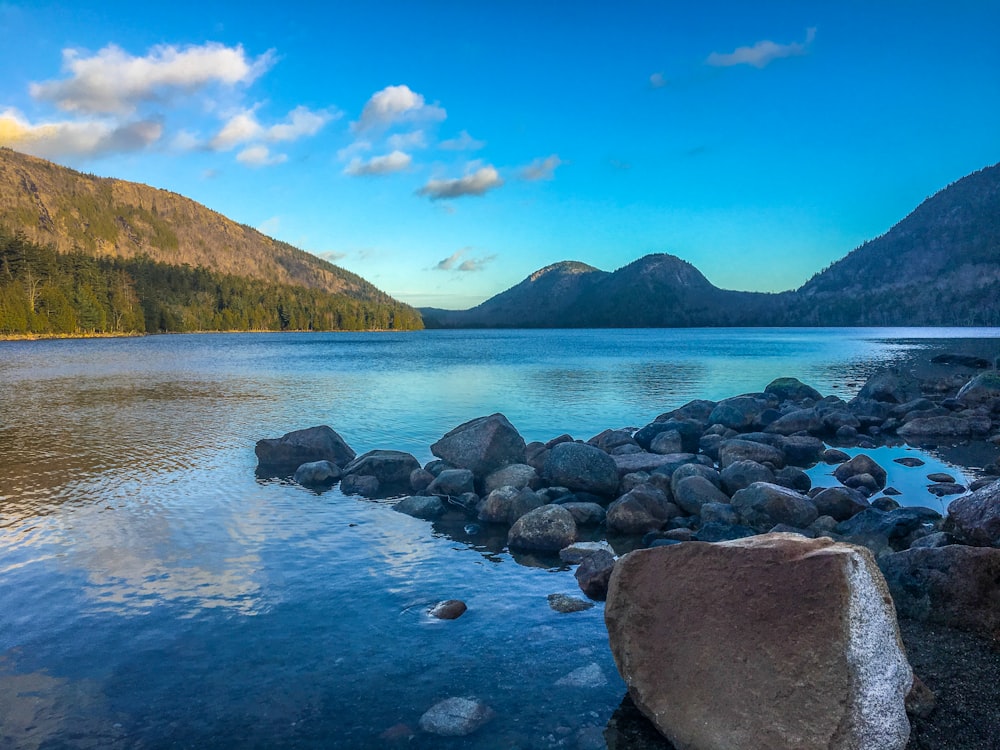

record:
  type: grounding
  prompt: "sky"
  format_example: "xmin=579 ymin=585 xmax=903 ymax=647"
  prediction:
xmin=0 ymin=1 xmax=997 ymax=309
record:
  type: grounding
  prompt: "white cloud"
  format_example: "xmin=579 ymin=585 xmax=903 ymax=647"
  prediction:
xmin=30 ymin=42 xmax=274 ymax=115
xmin=171 ymin=129 xmax=200 ymax=150
xmin=707 ymin=28 xmax=816 ymax=69
xmin=520 ymin=154 xmax=563 ymax=181
xmin=210 ymin=105 xmax=333 ymax=151
xmin=267 ymin=105 xmax=335 ymax=141
xmin=649 ymin=72 xmax=668 ymax=89
xmin=344 ymin=150 xmax=412 ymax=176
xmin=387 ymin=130 xmax=426 ymax=150
xmin=236 ymin=144 xmax=286 ymax=167
xmin=417 ymin=165 xmax=503 ymax=200
xmin=337 ymin=140 xmax=371 ymax=161
xmin=0 ymin=107 xmax=162 ymax=158
xmin=257 ymin=216 xmax=281 ymax=235
xmin=352 ymin=84 xmax=446 ymax=132
xmin=210 ymin=110 xmax=262 ymax=150
xmin=435 ymin=247 xmax=496 ymax=272
xmin=438 ymin=130 xmax=485 ymax=151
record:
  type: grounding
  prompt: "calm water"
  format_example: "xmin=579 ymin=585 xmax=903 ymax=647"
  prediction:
xmin=1 ymin=328 xmax=997 ymax=749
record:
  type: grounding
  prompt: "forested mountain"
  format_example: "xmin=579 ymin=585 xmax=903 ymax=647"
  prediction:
xmin=422 ymin=162 xmax=1000 ymax=328
xmin=0 ymin=149 xmax=422 ymax=335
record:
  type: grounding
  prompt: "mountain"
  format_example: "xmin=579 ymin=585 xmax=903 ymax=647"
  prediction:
xmin=0 ymin=148 xmax=422 ymax=334
xmin=422 ymin=162 xmax=1000 ymax=328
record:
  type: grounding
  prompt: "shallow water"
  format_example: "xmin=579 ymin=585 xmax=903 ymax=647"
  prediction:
xmin=1 ymin=328 xmax=997 ymax=748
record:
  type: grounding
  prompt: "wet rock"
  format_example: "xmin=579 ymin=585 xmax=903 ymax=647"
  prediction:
xmin=634 ymin=420 xmax=702 ymax=453
xmin=255 ymin=425 xmax=356 ymax=472
xmin=507 ymin=505 xmax=577 ymax=551
xmin=292 ymin=460 xmax=341 ymax=487
xmin=931 ymin=353 xmax=991 ymax=368
xmin=559 ymin=501 xmax=607 ymax=526
xmin=899 ymin=415 xmax=992 ymax=440
xmin=649 ymin=429 xmax=684 ymax=455
xmin=823 ymin=448 xmax=851 ymax=464
xmin=879 ymin=545 xmax=1000 ymax=638
xmin=908 ymin=531 xmax=958 ymax=549
xmin=430 ymin=413 xmax=526 ymax=477
xmin=956 ymin=371 xmax=1000 ymax=405
xmin=946 ymin=479 xmax=1000 ymax=546
xmin=575 ymin=549 xmax=616 ymax=600
xmin=613 ymin=451 xmax=699 ymax=477
xmin=429 ymin=599 xmax=467 ymax=620
xmin=343 ymin=450 xmax=420 ymax=492
xmin=655 ymin=398 xmax=718 ymax=426
xmin=409 ymin=467 xmax=434 ymax=493
xmin=882 ymin=486 xmax=902 ymax=496
xmin=478 ymin=486 xmax=543 ymax=525
xmin=848 ymin=398 xmax=893 ymax=428
xmin=606 ymin=485 xmax=677 ymax=535
xmin=605 ymin=534 xmax=913 ymax=750
xmin=774 ymin=465 xmax=811 ymax=493
xmin=699 ymin=502 xmax=740 ymax=526
xmin=718 ymin=439 xmax=785 ymax=469
xmin=970 ymin=476 xmax=1000 ymax=491
xmin=426 ymin=468 xmax=475 ymax=497
xmin=693 ymin=522 xmax=756 ymax=542
xmin=418 ymin=697 xmax=494 ymax=737
xmin=708 ymin=396 xmax=769 ymax=431
xmin=764 ymin=408 xmax=822 ymax=436
xmin=871 ymin=496 xmax=901 ymax=512
xmin=834 ymin=454 xmax=887 ymax=489
xmin=844 ymin=472 xmax=881 ymax=494
xmin=555 ymin=662 xmax=608 ymax=688
xmin=822 ymin=409 xmax=861 ymax=434
xmin=588 ymin=428 xmax=639 ymax=453
xmin=764 ymin=377 xmax=822 ymax=403
xmin=543 ymin=442 xmax=620 ymax=497
xmin=482 ymin=463 xmax=538 ymax=493
xmin=894 ymin=456 xmax=926 ymax=468
xmin=720 ymin=460 xmax=775 ymax=495
xmin=856 ymin=367 xmax=920 ymax=404
xmin=927 ymin=471 xmax=956 ymax=483
xmin=559 ymin=540 xmax=615 ymax=564
xmin=673 ymin=475 xmax=729 ymax=515
xmin=618 ymin=471 xmax=651 ymax=494
xmin=905 ymin=675 xmax=937 ymax=719
xmin=837 ymin=507 xmax=940 ymax=549
xmin=811 ymin=486 xmax=871 ymax=522
xmin=547 ymin=593 xmax=594 ymax=613
xmin=731 ymin=482 xmax=818 ymax=532
xmin=927 ymin=483 xmax=966 ymax=497
xmin=340 ymin=473 xmax=379 ymax=497
xmin=779 ymin=435 xmax=825 ymax=467
xmin=393 ymin=495 xmax=446 ymax=520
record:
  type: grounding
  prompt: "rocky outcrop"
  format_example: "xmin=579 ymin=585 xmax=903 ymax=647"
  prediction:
xmin=605 ymin=534 xmax=912 ymax=750
xmin=255 ymin=425 xmax=356 ymax=471
xmin=430 ymin=413 xmax=526 ymax=477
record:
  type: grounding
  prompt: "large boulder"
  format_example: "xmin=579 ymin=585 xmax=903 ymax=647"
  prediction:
xmin=898 ymin=414 xmax=992 ymax=440
xmin=718 ymin=439 xmax=785 ymax=469
xmin=764 ymin=377 xmax=822 ymax=403
xmin=430 ymin=413 xmax=526 ymax=477
xmin=425 ymin=468 xmax=476 ymax=497
xmin=605 ymin=534 xmax=912 ymax=750
xmin=721 ymin=460 xmax=776 ymax=495
xmin=879 ymin=545 xmax=1000 ymax=638
xmin=854 ymin=368 xmax=920 ymax=404
xmin=946 ymin=479 xmax=1000 ymax=546
xmin=672 ymin=475 xmax=729 ymax=516
xmin=606 ymin=486 xmax=677 ymax=535
xmin=393 ymin=495 xmax=446 ymax=520
xmin=708 ymin=396 xmax=768 ymax=431
xmin=731 ymin=482 xmax=818 ymax=531
xmin=543 ymin=442 xmax=620 ymax=496
xmin=342 ymin=450 xmax=420 ymax=492
xmin=507 ymin=504 xmax=577 ymax=551
xmin=764 ymin=408 xmax=822 ymax=436
xmin=255 ymin=425 xmax=355 ymax=471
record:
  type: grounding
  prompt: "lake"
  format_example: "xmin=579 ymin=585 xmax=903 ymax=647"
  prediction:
xmin=1 ymin=327 xmax=998 ymax=748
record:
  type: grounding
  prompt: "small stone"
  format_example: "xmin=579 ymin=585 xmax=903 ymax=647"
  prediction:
xmin=894 ymin=456 xmax=926 ymax=467
xmin=393 ymin=495 xmax=446 ymax=519
xmin=927 ymin=472 xmax=956 ymax=483
xmin=926 ymin=483 xmax=966 ymax=497
xmin=905 ymin=675 xmax=936 ymax=718
xmin=555 ymin=662 xmax=608 ymax=688
xmin=559 ymin=541 xmax=615 ymax=564
xmin=547 ymin=593 xmax=595 ymax=613
xmin=418 ymin=697 xmax=494 ymax=737
xmin=293 ymin=460 xmax=341 ymax=487
xmin=575 ymin=549 xmax=616 ymax=600
xmin=429 ymin=600 xmax=467 ymax=620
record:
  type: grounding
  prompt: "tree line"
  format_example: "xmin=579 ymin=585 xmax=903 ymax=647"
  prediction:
xmin=0 ymin=228 xmax=423 ymax=336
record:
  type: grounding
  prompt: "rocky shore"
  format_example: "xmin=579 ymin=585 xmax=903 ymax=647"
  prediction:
xmin=257 ymin=353 xmax=1000 ymax=749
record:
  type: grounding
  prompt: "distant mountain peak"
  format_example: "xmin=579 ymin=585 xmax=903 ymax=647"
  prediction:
xmin=528 ymin=260 xmax=600 ymax=282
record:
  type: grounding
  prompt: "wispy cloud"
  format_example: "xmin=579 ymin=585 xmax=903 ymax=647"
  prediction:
xmin=520 ymin=154 xmax=562 ymax=181
xmin=344 ymin=150 xmax=412 ymax=176
xmin=416 ymin=165 xmax=503 ymax=200
xmin=210 ymin=105 xmax=335 ymax=150
xmin=236 ymin=144 xmax=287 ymax=167
xmin=707 ymin=28 xmax=816 ymax=69
xmin=439 ymin=130 xmax=485 ymax=151
xmin=387 ymin=130 xmax=426 ymax=150
xmin=352 ymin=84 xmax=446 ymax=133
xmin=0 ymin=107 xmax=162 ymax=157
xmin=649 ymin=72 xmax=668 ymax=89
xmin=30 ymin=42 xmax=274 ymax=115
xmin=314 ymin=250 xmax=348 ymax=263
xmin=435 ymin=247 xmax=497 ymax=272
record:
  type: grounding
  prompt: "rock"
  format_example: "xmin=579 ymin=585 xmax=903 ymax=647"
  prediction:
xmin=255 ymin=425 xmax=355 ymax=471
xmin=855 ymin=368 xmax=920 ymax=404
xmin=878 ymin=545 xmax=1000 ymax=638
xmin=478 ymin=486 xmax=543 ymax=525
xmin=555 ymin=662 xmax=608 ymax=688
xmin=905 ymin=675 xmax=937 ymax=719
xmin=823 ymin=448 xmax=851 ymax=464
xmin=721 ymin=460 xmax=775 ymax=495
xmin=946 ymin=479 xmax=1000 ymax=546
xmin=718 ymin=439 xmax=785 ymax=469
xmin=656 ymin=399 xmax=718 ymax=426
xmin=292 ymin=460 xmax=341 ymax=487
xmin=970 ymin=476 xmax=1000 ymax=491
xmin=834 ymin=454 xmax=887 ymax=489
xmin=899 ymin=415 xmax=992 ymax=440
xmin=605 ymin=534 xmax=912 ymax=750
xmin=559 ymin=540 xmax=615 ymax=564
xmin=774 ymin=466 xmax=811 ymax=493
xmin=894 ymin=456 xmax=925 ymax=467
xmin=612 ymin=452 xmax=699 ymax=476
xmin=669 ymin=463 xmax=721 ymax=495
xmin=649 ymin=429 xmax=684 ymax=455
xmin=956 ymin=371 xmax=1000 ymax=405
xmin=547 ymin=593 xmax=594 ymax=613
xmin=731 ymin=482 xmax=818 ymax=532
xmin=343 ymin=450 xmax=420 ymax=491
xmin=908 ymin=531 xmax=957 ymax=548
xmin=393 ymin=495 xmax=446 ymax=519
xmin=764 ymin=408 xmax=822 ymax=436
xmin=430 ymin=413 xmax=526 ymax=477
xmin=428 ymin=599 xmax=467 ymax=620
xmin=588 ymin=428 xmax=639 ymax=453
xmin=340 ymin=473 xmax=379 ymax=497
xmin=418 ymin=697 xmax=494 ymax=737
xmin=409 ymin=467 xmax=434 ymax=493
xmin=836 ymin=507 xmax=941 ymax=548
xmin=606 ymin=486 xmax=677 ymax=535
xmin=634 ymin=420 xmax=702 ymax=453
xmin=822 ymin=409 xmax=861 ymax=434
xmin=811 ymin=486 xmax=871 ymax=522
xmin=507 ymin=505 xmax=577 ymax=551
xmin=926 ymin=482 xmax=966 ymax=497
xmin=426 ymin=468 xmax=475 ymax=497
xmin=764 ymin=377 xmax=822 ymax=402
xmin=575 ymin=549 xmax=616 ymax=600
xmin=708 ymin=396 xmax=768 ymax=431
xmin=693 ymin=522 xmax=756 ymax=542
xmin=779 ymin=435 xmax=825 ymax=467
xmin=559 ymin=502 xmax=607 ymax=526
xmin=699 ymin=502 xmax=740 ymax=526
xmin=482 ymin=463 xmax=538 ymax=493
xmin=673 ymin=475 xmax=730 ymax=515
xmin=931 ymin=353 xmax=991 ymax=368
xmin=844 ymin=473 xmax=880 ymax=494
xmin=543 ymin=442 xmax=620 ymax=497
xmin=848 ymin=398 xmax=893 ymax=428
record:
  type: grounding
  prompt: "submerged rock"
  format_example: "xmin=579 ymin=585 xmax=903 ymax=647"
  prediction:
xmin=604 ymin=533 xmax=912 ymax=750
xmin=555 ymin=662 xmax=608 ymax=688
xmin=393 ymin=495 xmax=446 ymax=520
xmin=547 ymin=593 xmax=595 ymax=613
xmin=418 ymin=697 xmax=494 ymax=736
xmin=428 ymin=599 xmax=467 ymax=620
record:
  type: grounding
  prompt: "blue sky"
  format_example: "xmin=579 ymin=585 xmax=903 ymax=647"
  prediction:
xmin=1 ymin=1 xmax=997 ymax=309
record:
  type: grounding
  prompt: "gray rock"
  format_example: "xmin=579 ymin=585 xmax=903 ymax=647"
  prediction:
xmin=669 ymin=463 xmax=721 ymax=496
xmin=409 ymin=467 xmax=434 ymax=493
xmin=426 ymin=468 xmax=475 ymax=497
xmin=694 ymin=522 xmax=757 ymax=542
xmin=894 ymin=456 xmax=926 ymax=468
xmin=560 ymin=502 xmax=607 ymax=526
xmin=292 ymin=460 xmax=341 ymax=487
xmin=927 ymin=482 xmax=966 ymax=497
xmin=339 ymin=474 xmax=379 ymax=497
xmin=559 ymin=540 xmax=615 ymax=563
xmin=946 ymin=479 xmax=1000 ymax=546
xmin=823 ymin=448 xmax=851 ymax=464
xmin=899 ymin=414 xmax=992 ymax=439
xmin=649 ymin=429 xmax=684 ymax=455
xmin=507 ymin=505 xmax=577 ymax=551
xmin=482 ymin=463 xmax=538 ymax=493
xmin=613 ymin=452 xmax=699 ymax=476
xmin=774 ymin=466 xmax=811 ymax=493
xmin=634 ymin=420 xmax=702 ymax=453
xmin=855 ymin=368 xmax=920 ymax=404
xmin=543 ymin=441 xmax=620 ymax=496
xmin=821 ymin=409 xmax=861 ymax=433
xmin=430 ymin=413 xmax=526 ymax=477
xmin=547 ymin=593 xmax=594 ymax=613
xmin=575 ymin=549 xmax=616 ymax=600
xmin=606 ymin=485 xmax=677 ymax=534
xmin=255 ymin=425 xmax=355 ymax=471
xmin=908 ymin=531 xmax=957 ymax=548
xmin=555 ymin=662 xmax=608 ymax=688
xmin=721 ymin=460 xmax=776 ymax=495
xmin=588 ymin=428 xmax=639 ymax=453
xmin=718 ymin=439 xmax=785 ymax=469
xmin=708 ymin=396 xmax=768 ymax=431
xmin=343 ymin=450 xmax=421 ymax=491
xmin=731 ymin=482 xmax=819 ymax=531
xmin=699 ymin=502 xmax=739 ymax=526
xmin=418 ymin=697 xmax=494 ymax=737
xmin=834 ymin=454 xmax=887 ymax=490
xmin=655 ymin=399 xmax=717 ymax=427
xmin=393 ymin=495 xmax=446 ymax=519
xmin=428 ymin=600 xmax=467 ymax=619
xmin=764 ymin=377 xmax=823 ymax=403
xmin=956 ymin=371 xmax=1000 ymax=405
xmin=478 ymin=486 xmax=543 ymax=525
xmin=836 ymin=507 xmax=940 ymax=545
xmin=764 ymin=408 xmax=822 ymax=436
xmin=811 ymin=486 xmax=871 ymax=522
xmin=673 ymin=475 xmax=730 ymax=515
xmin=779 ymin=435 xmax=825 ymax=467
